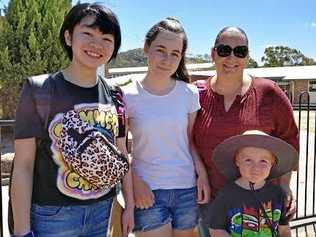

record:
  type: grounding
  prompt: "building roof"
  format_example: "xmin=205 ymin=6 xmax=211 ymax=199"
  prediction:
xmin=190 ymin=65 xmax=316 ymax=81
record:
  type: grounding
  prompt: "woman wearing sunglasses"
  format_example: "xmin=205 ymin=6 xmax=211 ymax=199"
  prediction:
xmin=192 ymin=26 xmax=299 ymax=236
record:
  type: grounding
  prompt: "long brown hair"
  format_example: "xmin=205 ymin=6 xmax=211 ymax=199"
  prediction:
xmin=145 ymin=17 xmax=190 ymax=83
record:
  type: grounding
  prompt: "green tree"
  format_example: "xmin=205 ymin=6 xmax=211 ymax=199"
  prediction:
xmin=247 ymin=57 xmax=258 ymax=68
xmin=0 ymin=0 xmax=71 ymax=119
xmin=261 ymin=46 xmax=316 ymax=67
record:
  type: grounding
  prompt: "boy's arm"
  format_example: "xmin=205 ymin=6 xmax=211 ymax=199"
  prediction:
xmin=188 ymin=111 xmax=210 ymax=204
xmin=278 ymin=225 xmax=291 ymax=237
xmin=210 ymin=229 xmax=231 ymax=237
xmin=11 ymin=138 xmax=36 ymax=235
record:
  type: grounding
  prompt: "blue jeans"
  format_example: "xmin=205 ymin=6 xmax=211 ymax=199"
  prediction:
xmin=31 ymin=198 xmax=113 ymax=237
xmin=134 ymin=187 xmax=198 ymax=232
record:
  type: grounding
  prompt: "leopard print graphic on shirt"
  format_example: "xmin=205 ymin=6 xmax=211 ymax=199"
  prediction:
xmin=56 ymin=109 xmax=129 ymax=190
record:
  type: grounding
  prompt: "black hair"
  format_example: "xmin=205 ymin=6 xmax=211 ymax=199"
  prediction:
xmin=214 ymin=26 xmax=248 ymax=46
xmin=59 ymin=3 xmax=121 ymax=61
xmin=145 ymin=17 xmax=190 ymax=83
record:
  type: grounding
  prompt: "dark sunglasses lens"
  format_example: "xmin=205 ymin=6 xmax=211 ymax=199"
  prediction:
xmin=216 ymin=45 xmax=232 ymax=57
xmin=233 ymin=46 xmax=248 ymax=58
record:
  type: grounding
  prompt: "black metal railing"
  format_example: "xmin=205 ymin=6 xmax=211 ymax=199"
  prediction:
xmin=290 ymin=91 xmax=316 ymax=235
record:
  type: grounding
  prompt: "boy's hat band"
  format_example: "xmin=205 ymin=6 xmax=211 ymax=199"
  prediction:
xmin=212 ymin=130 xmax=299 ymax=181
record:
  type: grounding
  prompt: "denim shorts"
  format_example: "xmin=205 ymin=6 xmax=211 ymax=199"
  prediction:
xmin=30 ymin=198 xmax=113 ymax=237
xmin=134 ymin=187 xmax=198 ymax=232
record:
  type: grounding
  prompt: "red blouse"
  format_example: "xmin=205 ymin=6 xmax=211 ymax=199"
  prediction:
xmin=193 ymin=77 xmax=299 ymax=200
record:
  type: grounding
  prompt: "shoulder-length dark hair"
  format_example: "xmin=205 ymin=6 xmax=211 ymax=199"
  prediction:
xmin=145 ymin=17 xmax=190 ymax=83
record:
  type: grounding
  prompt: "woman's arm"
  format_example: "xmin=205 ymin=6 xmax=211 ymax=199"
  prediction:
xmin=278 ymin=225 xmax=291 ymax=237
xmin=272 ymin=83 xmax=299 ymax=218
xmin=210 ymin=229 xmax=231 ymax=237
xmin=11 ymin=138 xmax=36 ymax=235
xmin=188 ymin=111 xmax=210 ymax=204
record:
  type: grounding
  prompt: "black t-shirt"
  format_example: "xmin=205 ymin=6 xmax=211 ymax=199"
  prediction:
xmin=208 ymin=181 xmax=289 ymax=237
xmin=15 ymin=72 xmax=125 ymax=205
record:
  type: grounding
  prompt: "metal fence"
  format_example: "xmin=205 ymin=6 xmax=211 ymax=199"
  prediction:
xmin=1 ymin=91 xmax=316 ymax=236
xmin=290 ymin=92 xmax=316 ymax=235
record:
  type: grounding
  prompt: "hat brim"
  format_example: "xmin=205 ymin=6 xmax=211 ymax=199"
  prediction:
xmin=212 ymin=134 xmax=299 ymax=181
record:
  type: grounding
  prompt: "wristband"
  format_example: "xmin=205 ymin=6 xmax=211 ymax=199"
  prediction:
xmin=13 ymin=231 xmax=34 ymax=237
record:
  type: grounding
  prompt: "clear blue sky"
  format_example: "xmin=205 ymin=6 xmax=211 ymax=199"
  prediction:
xmin=1 ymin=0 xmax=316 ymax=65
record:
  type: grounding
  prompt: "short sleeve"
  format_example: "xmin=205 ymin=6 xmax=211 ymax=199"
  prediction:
xmin=188 ymin=84 xmax=201 ymax=113
xmin=208 ymin=191 xmax=228 ymax=230
xmin=15 ymin=80 xmax=42 ymax=139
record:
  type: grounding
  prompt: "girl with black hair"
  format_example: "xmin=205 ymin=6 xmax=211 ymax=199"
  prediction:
xmin=11 ymin=3 xmax=134 ymax=237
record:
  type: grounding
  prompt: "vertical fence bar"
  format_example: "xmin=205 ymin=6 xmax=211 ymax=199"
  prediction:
xmin=296 ymin=95 xmax=302 ymax=219
xmin=304 ymin=92 xmax=310 ymax=217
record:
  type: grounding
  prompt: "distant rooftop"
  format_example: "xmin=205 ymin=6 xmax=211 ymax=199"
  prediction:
xmin=192 ymin=65 xmax=316 ymax=81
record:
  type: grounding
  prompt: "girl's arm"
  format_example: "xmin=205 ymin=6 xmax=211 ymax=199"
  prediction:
xmin=117 ymin=122 xmax=135 ymax=237
xmin=11 ymin=138 xmax=36 ymax=235
xmin=188 ymin=111 xmax=210 ymax=204
xmin=278 ymin=225 xmax=291 ymax=237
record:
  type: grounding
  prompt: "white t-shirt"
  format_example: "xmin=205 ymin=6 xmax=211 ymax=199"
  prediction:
xmin=122 ymin=78 xmax=201 ymax=190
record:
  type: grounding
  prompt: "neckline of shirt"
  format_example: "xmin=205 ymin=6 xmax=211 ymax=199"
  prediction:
xmin=207 ymin=75 xmax=255 ymax=101
xmin=136 ymin=79 xmax=178 ymax=98
xmin=60 ymin=72 xmax=99 ymax=90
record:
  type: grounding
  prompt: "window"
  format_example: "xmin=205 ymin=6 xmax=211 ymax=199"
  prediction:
xmin=309 ymin=80 xmax=316 ymax=92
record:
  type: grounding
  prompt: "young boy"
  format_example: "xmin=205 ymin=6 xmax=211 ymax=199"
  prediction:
xmin=208 ymin=130 xmax=299 ymax=237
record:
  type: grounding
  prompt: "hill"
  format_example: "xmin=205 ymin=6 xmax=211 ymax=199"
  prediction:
xmin=109 ymin=48 xmax=210 ymax=68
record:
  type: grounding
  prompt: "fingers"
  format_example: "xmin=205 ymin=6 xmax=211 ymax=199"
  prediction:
xmin=122 ymin=210 xmax=134 ymax=237
xmin=122 ymin=224 xmax=128 ymax=237
xmin=123 ymin=221 xmax=134 ymax=237
xmin=135 ymin=190 xmax=155 ymax=209
xmin=285 ymin=198 xmax=297 ymax=219
xmin=197 ymin=183 xmax=203 ymax=203
xmin=135 ymin=196 xmax=155 ymax=209
xmin=196 ymin=178 xmax=211 ymax=204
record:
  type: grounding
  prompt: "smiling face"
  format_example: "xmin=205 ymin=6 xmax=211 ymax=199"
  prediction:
xmin=235 ymin=146 xmax=275 ymax=184
xmin=211 ymin=30 xmax=249 ymax=76
xmin=64 ymin=15 xmax=115 ymax=70
xmin=144 ymin=30 xmax=183 ymax=78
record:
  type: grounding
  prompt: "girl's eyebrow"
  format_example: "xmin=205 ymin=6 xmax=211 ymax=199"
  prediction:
xmin=156 ymin=45 xmax=181 ymax=54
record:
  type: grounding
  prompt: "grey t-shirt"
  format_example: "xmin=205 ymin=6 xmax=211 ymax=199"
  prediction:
xmin=122 ymin=78 xmax=200 ymax=190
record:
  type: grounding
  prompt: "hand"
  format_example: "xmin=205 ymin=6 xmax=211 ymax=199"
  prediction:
xmin=122 ymin=207 xmax=134 ymax=237
xmin=282 ymin=185 xmax=296 ymax=220
xmin=196 ymin=170 xmax=211 ymax=204
xmin=285 ymin=193 xmax=296 ymax=220
xmin=133 ymin=174 xmax=155 ymax=209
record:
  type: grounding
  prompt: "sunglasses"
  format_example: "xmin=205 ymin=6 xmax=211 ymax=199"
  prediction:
xmin=214 ymin=44 xmax=249 ymax=58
